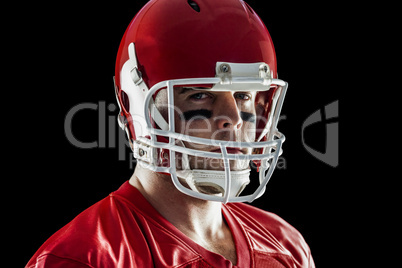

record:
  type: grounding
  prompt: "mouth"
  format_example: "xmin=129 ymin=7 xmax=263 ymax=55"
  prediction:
xmin=211 ymin=147 xmax=245 ymax=154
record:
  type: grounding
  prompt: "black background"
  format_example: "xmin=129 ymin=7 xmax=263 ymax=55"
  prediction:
xmin=11 ymin=1 xmax=353 ymax=267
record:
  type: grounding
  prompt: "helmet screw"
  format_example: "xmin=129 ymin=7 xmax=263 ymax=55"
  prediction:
xmin=259 ymin=64 xmax=268 ymax=73
xmin=220 ymin=64 xmax=230 ymax=73
xmin=139 ymin=148 xmax=145 ymax=157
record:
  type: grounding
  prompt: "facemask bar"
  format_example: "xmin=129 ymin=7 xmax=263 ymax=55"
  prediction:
xmin=135 ymin=74 xmax=287 ymax=203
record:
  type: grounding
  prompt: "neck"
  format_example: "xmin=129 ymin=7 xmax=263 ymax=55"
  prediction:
xmin=129 ymin=165 xmax=224 ymax=238
xmin=129 ymin=165 xmax=238 ymax=264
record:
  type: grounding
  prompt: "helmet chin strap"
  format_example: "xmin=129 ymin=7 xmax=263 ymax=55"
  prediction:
xmin=176 ymin=148 xmax=251 ymax=198
xmin=180 ymin=169 xmax=251 ymax=198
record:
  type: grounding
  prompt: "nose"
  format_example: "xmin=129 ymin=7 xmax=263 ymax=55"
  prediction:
xmin=214 ymin=92 xmax=243 ymax=130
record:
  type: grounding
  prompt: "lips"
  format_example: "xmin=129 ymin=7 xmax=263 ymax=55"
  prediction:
xmin=211 ymin=147 xmax=244 ymax=154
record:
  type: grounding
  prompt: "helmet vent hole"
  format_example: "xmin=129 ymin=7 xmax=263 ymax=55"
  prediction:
xmin=188 ymin=0 xmax=200 ymax=12
xmin=120 ymin=90 xmax=130 ymax=112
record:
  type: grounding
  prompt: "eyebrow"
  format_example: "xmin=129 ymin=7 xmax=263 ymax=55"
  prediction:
xmin=179 ymin=87 xmax=193 ymax=94
xmin=178 ymin=87 xmax=210 ymax=94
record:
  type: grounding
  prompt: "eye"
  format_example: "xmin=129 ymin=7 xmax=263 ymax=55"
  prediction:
xmin=189 ymin=92 xmax=211 ymax=100
xmin=235 ymin=92 xmax=252 ymax=101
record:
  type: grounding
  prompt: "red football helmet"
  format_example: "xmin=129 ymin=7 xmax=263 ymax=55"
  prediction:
xmin=114 ymin=0 xmax=287 ymax=203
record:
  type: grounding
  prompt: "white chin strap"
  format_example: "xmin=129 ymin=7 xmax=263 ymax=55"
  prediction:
xmin=174 ymin=141 xmax=251 ymax=198
xmin=177 ymin=168 xmax=250 ymax=198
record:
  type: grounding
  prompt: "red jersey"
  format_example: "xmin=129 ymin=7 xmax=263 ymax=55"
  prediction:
xmin=26 ymin=181 xmax=314 ymax=267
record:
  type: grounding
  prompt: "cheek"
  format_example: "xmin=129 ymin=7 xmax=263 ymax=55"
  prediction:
xmin=241 ymin=121 xmax=256 ymax=142
xmin=175 ymin=117 xmax=213 ymax=137
xmin=175 ymin=110 xmax=212 ymax=137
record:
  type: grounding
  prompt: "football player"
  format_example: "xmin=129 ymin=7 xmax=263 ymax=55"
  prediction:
xmin=27 ymin=0 xmax=315 ymax=267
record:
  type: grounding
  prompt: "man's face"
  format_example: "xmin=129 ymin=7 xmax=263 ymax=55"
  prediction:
xmin=155 ymin=87 xmax=257 ymax=171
